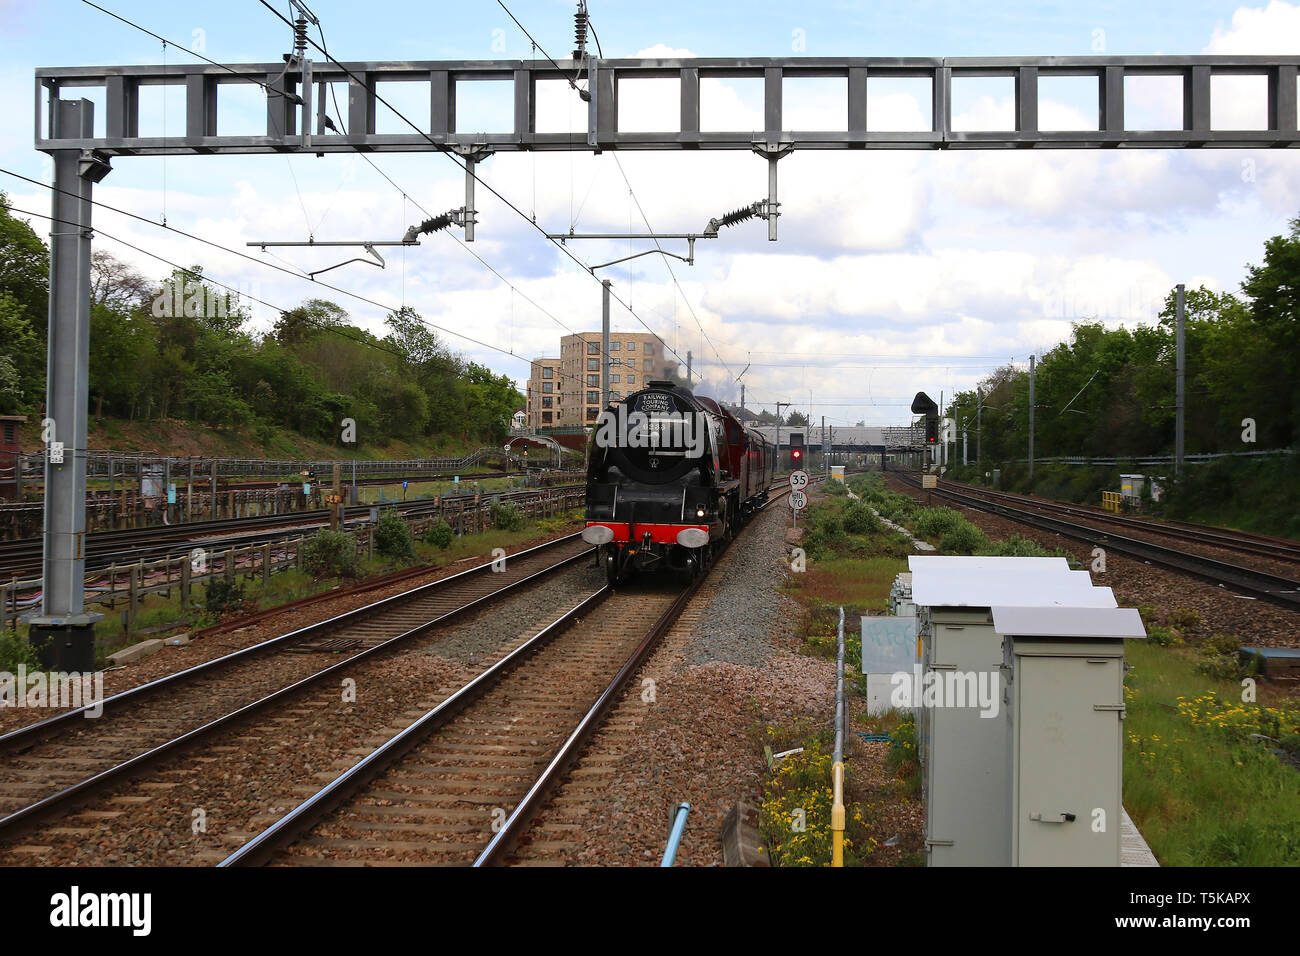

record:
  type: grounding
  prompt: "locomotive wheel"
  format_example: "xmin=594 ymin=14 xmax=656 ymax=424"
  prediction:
xmin=604 ymin=546 xmax=621 ymax=585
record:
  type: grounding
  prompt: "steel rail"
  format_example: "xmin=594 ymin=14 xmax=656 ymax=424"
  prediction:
xmin=894 ymin=474 xmax=1300 ymax=609
xmin=219 ymin=586 xmax=612 ymax=867
xmin=934 ymin=479 xmax=1300 ymax=562
xmin=473 ymin=475 xmax=805 ymax=865
xmin=222 ymin=475 xmax=804 ymax=867
xmin=0 ymin=533 xmax=586 ymax=750
xmin=0 ymin=536 xmax=592 ymax=838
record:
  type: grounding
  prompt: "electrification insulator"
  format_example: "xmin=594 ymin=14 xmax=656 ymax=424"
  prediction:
xmin=403 ymin=209 xmax=465 ymax=242
xmin=716 ymin=203 xmax=759 ymax=228
xmin=572 ymin=2 xmax=589 ymax=60
xmin=293 ymin=16 xmax=308 ymax=58
xmin=422 ymin=214 xmax=453 ymax=233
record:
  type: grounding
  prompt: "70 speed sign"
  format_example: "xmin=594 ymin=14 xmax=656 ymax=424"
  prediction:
xmin=789 ymin=470 xmax=810 ymax=511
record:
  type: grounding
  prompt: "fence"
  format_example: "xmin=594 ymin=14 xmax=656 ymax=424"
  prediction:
xmin=2 ymin=487 xmax=584 ymax=635
xmin=0 ymin=467 xmax=587 ymax=541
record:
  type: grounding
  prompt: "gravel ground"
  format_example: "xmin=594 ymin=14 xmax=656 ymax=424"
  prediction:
xmin=679 ymin=501 xmax=803 ymax=668
xmin=409 ymin=561 xmax=605 ymax=664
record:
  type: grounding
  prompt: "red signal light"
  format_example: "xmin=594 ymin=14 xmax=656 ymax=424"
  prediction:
xmin=792 ymin=449 xmax=802 ymax=460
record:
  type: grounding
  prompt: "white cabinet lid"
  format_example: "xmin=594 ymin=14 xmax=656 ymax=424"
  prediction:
xmin=911 ymin=567 xmax=1115 ymax=608
xmin=992 ymin=605 xmax=1146 ymax=639
xmin=908 ymin=555 xmax=1069 ymax=571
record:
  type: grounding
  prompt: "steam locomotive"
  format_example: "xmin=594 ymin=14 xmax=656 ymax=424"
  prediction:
xmin=581 ymin=380 xmax=776 ymax=583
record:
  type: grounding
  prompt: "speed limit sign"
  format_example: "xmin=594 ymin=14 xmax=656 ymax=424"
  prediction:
xmin=789 ymin=489 xmax=808 ymax=511
xmin=789 ymin=469 xmax=810 ymax=491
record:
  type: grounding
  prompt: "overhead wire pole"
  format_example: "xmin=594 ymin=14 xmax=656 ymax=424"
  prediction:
xmin=29 ymin=99 xmax=111 ymax=670
xmin=1175 ymin=283 xmax=1186 ymax=475
xmin=1028 ymin=355 xmax=1036 ymax=484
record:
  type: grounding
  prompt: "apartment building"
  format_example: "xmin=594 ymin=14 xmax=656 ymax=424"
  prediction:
xmin=526 ymin=332 xmax=677 ymax=430
xmin=525 ymin=357 xmax=561 ymax=430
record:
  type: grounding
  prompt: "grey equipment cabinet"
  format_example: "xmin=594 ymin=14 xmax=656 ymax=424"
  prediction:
xmin=908 ymin=558 xmax=1118 ymax=867
xmin=993 ymin=605 xmax=1146 ymax=866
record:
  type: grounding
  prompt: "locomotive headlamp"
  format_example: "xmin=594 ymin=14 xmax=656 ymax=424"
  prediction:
xmin=582 ymin=524 xmax=614 ymax=545
xmin=696 ymin=506 xmax=706 ymax=518
xmin=676 ymin=528 xmax=709 ymax=548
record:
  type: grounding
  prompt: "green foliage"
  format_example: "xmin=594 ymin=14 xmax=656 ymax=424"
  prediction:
xmin=374 ymin=508 xmax=416 ymax=562
xmin=885 ymin=713 xmax=920 ymax=797
xmin=0 ymin=626 xmax=41 ymax=672
xmin=823 ymin=479 xmax=849 ymax=496
xmin=1167 ymin=608 xmax=1201 ymax=631
xmin=939 ymin=521 xmax=988 ymax=555
xmin=1201 ymin=632 xmax=1242 ymax=656
xmin=1194 ymin=656 xmax=1240 ymax=681
xmin=301 ymin=529 xmax=361 ymax=580
xmin=1145 ymin=625 xmax=1184 ymax=647
xmin=0 ymin=201 xmax=524 ymax=441
xmin=977 ymin=534 xmax=1057 ymax=558
xmin=488 ymin=501 xmax=526 ymax=532
xmin=911 ymin=507 xmax=965 ymax=539
xmin=842 ymin=501 xmax=881 ymax=535
xmin=802 ymin=509 xmax=847 ymax=561
xmin=945 ymin=215 xmax=1300 ymax=501
xmin=757 ymin=739 xmax=876 ymax=866
xmin=423 ymin=519 xmax=454 ymax=549
xmin=203 ymin=577 xmax=247 ymax=616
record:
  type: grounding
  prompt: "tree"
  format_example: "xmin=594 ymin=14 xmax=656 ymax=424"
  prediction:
xmin=0 ymin=291 xmax=41 ymax=410
xmin=786 ymin=410 xmax=809 ymax=427
xmin=0 ymin=192 xmax=49 ymax=332
xmin=90 ymin=250 xmax=150 ymax=313
xmin=272 ymin=298 xmax=350 ymax=345
xmin=89 ymin=302 xmax=154 ymax=418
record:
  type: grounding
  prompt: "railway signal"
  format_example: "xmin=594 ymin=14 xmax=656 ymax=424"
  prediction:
xmin=790 ymin=432 xmax=804 ymax=465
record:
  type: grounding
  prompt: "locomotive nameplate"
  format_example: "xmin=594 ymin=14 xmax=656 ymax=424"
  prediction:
xmin=635 ymin=392 xmax=674 ymax=414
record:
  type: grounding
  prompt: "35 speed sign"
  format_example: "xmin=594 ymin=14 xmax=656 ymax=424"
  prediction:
xmin=789 ymin=470 xmax=810 ymax=491
xmin=789 ymin=489 xmax=808 ymax=511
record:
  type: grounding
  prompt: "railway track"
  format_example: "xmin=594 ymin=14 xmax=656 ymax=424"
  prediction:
xmin=0 ymin=484 xmax=583 ymax=578
xmin=0 ymin=534 xmax=592 ymax=842
xmin=219 ymin=480 xmax=802 ymax=867
xmin=218 ymin=583 xmax=686 ymax=866
xmin=1 ymin=479 xmax=800 ymax=864
xmin=892 ymin=473 xmax=1300 ymax=610
xmin=930 ymin=477 xmax=1300 ymax=565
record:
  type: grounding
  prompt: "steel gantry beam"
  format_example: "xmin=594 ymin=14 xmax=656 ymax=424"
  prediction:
xmin=35 ymin=55 xmax=1300 ymax=156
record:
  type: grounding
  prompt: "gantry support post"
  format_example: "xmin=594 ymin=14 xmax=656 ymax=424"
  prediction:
xmin=454 ymin=146 xmax=492 ymax=243
xmin=29 ymin=98 xmax=110 ymax=671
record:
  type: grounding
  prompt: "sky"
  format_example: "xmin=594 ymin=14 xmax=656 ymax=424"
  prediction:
xmin=1 ymin=0 xmax=1298 ymax=429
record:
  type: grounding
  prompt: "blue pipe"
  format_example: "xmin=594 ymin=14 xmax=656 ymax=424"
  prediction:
xmin=660 ymin=802 xmax=691 ymax=867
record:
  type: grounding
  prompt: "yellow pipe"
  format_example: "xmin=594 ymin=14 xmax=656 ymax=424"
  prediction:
xmin=831 ymin=760 xmax=845 ymax=867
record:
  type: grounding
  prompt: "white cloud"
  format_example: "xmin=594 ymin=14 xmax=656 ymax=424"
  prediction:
xmin=634 ymin=44 xmax=697 ymax=59
xmin=1205 ymin=1 xmax=1300 ymax=52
